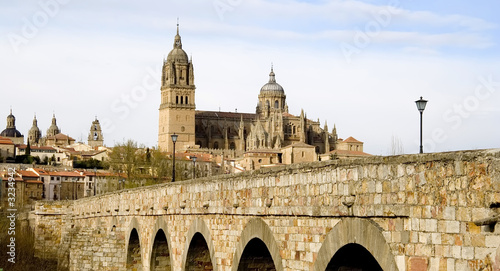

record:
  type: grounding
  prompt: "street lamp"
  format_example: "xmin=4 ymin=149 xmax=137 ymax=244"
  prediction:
xmin=171 ymin=133 xmax=178 ymax=182
xmin=191 ymin=155 xmax=197 ymax=179
xmin=415 ymin=96 xmax=428 ymax=154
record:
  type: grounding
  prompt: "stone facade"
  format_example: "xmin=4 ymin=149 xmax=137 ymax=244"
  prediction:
xmin=32 ymin=149 xmax=500 ymax=271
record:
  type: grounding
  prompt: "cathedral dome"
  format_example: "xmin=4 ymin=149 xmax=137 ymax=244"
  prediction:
xmin=260 ymin=67 xmax=284 ymax=95
xmin=167 ymin=47 xmax=188 ymax=63
xmin=0 ymin=128 xmax=22 ymax=138
xmin=0 ymin=110 xmax=22 ymax=138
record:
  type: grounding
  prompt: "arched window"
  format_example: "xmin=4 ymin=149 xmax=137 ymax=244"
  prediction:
xmin=176 ymin=96 xmax=179 ymax=104
xmin=266 ymin=100 xmax=270 ymax=108
xmin=180 ymin=96 xmax=184 ymax=104
xmin=229 ymin=142 xmax=236 ymax=150
xmin=274 ymin=100 xmax=279 ymax=108
xmin=185 ymin=96 xmax=189 ymax=104
xmin=213 ymin=141 xmax=219 ymax=149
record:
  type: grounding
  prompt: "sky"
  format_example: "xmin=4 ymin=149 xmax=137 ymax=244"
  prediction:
xmin=1 ymin=0 xmax=499 ymax=155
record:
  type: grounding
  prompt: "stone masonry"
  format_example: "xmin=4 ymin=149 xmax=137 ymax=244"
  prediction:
xmin=32 ymin=149 xmax=500 ymax=270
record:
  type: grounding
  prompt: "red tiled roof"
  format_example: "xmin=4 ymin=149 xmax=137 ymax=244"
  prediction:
xmin=342 ymin=137 xmax=363 ymax=143
xmin=0 ymin=136 xmax=14 ymax=145
xmin=31 ymin=168 xmax=49 ymax=175
xmin=17 ymin=170 xmax=39 ymax=178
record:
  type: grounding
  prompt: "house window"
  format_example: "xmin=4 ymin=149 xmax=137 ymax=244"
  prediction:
xmin=275 ymin=100 xmax=279 ymax=108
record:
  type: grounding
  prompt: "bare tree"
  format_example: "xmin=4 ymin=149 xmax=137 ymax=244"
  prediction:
xmin=389 ymin=135 xmax=405 ymax=155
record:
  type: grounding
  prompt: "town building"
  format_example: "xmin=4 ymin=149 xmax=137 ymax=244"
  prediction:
xmin=0 ymin=136 xmax=15 ymax=161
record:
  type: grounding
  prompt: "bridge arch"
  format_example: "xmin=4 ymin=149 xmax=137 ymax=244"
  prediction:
xmin=181 ymin=218 xmax=218 ymax=271
xmin=313 ymin=218 xmax=399 ymax=271
xmin=148 ymin=218 xmax=173 ymax=271
xmin=231 ymin=218 xmax=284 ymax=271
xmin=125 ymin=217 xmax=144 ymax=270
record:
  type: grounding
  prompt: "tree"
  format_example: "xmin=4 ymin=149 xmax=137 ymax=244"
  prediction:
xmin=109 ymin=139 xmax=141 ymax=181
xmin=149 ymin=148 xmax=172 ymax=181
xmin=389 ymin=135 xmax=405 ymax=155
xmin=26 ymin=140 xmax=31 ymax=156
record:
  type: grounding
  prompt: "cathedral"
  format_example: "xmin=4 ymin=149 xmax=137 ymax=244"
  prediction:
xmin=159 ymin=25 xmax=364 ymax=163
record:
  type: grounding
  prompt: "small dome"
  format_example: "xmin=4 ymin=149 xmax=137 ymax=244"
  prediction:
xmin=260 ymin=67 xmax=284 ymax=95
xmin=167 ymin=48 xmax=188 ymax=63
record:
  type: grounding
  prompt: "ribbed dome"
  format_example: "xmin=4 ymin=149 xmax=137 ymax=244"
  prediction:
xmin=0 ymin=128 xmax=22 ymax=138
xmin=260 ymin=68 xmax=284 ymax=94
xmin=167 ymin=48 xmax=188 ymax=63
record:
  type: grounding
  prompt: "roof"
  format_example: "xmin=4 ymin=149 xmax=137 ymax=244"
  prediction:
xmin=17 ymin=170 xmax=39 ymax=178
xmin=31 ymin=168 xmax=49 ymax=175
xmin=0 ymin=136 xmax=14 ymax=145
xmin=342 ymin=136 xmax=363 ymax=144
xmin=0 ymin=128 xmax=23 ymax=138
xmin=196 ymin=111 xmax=257 ymax=120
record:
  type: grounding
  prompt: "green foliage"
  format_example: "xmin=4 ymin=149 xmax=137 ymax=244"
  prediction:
xmin=15 ymin=155 xmax=40 ymax=164
xmin=73 ymin=158 xmax=109 ymax=169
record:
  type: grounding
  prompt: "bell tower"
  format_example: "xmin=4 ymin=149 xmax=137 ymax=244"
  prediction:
xmin=88 ymin=117 xmax=104 ymax=147
xmin=158 ymin=23 xmax=196 ymax=152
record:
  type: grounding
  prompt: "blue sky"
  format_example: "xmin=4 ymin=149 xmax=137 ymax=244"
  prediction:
xmin=1 ymin=0 xmax=499 ymax=155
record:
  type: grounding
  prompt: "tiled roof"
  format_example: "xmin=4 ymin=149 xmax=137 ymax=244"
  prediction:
xmin=0 ymin=136 xmax=14 ymax=145
xmin=342 ymin=136 xmax=363 ymax=143
xmin=31 ymin=168 xmax=49 ymax=175
xmin=17 ymin=170 xmax=39 ymax=178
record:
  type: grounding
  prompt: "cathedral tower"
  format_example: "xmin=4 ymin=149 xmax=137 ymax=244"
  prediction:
xmin=28 ymin=114 xmax=41 ymax=145
xmin=158 ymin=23 xmax=196 ymax=152
xmin=88 ymin=117 xmax=104 ymax=147
xmin=46 ymin=114 xmax=60 ymax=137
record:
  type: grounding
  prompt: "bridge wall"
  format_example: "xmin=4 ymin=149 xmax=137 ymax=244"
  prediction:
xmin=32 ymin=149 xmax=500 ymax=271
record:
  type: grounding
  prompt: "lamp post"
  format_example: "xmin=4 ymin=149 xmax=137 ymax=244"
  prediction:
xmin=191 ymin=155 xmax=197 ymax=179
xmin=171 ymin=133 xmax=178 ymax=182
xmin=415 ymin=96 xmax=428 ymax=154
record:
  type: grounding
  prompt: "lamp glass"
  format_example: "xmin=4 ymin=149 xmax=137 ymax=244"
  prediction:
xmin=171 ymin=133 xmax=178 ymax=143
xmin=192 ymin=156 xmax=197 ymax=162
xmin=415 ymin=97 xmax=428 ymax=112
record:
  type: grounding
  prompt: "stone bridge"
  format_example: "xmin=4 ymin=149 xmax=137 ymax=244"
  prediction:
xmin=32 ymin=149 xmax=500 ymax=271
